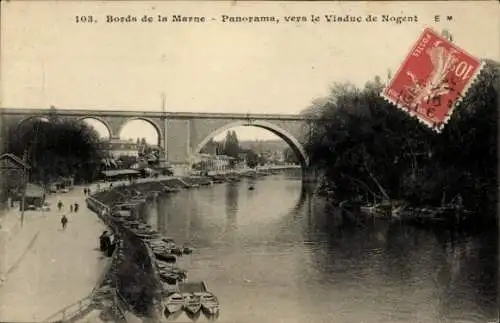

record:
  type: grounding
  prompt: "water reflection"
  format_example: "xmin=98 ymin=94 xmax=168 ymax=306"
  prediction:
xmin=225 ymin=183 xmax=238 ymax=236
xmin=145 ymin=170 xmax=497 ymax=323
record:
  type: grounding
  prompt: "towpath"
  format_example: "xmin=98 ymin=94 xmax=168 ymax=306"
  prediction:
xmin=0 ymin=186 xmax=107 ymax=322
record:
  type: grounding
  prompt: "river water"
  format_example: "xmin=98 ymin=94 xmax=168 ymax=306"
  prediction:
xmin=144 ymin=170 xmax=498 ymax=323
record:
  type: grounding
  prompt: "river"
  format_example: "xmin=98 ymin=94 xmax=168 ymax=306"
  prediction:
xmin=144 ymin=170 xmax=498 ymax=323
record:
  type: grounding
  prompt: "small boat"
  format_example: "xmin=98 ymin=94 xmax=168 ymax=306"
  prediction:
xmin=136 ymin=232 xmax=162 ymax=240
xmin=164 ymin=292 xmax=184 ymax=314
xmin=160 ymin=275 xmax=178 ymax=285
xmin=183 ymin=294 xmax=202 ymax=319
xmin=360 ymin=203 xmax=380 ymax=215
xmin=170 ymin=247 xmax=183 ymax=256
xmin=157 ymin=265 xmax=188 ymax=279
xmin=162 ymin=237 xmax=176 ymax=243
xmin=198 ymin=292 xmax=220 ymax=318
xmin=155 ymin=252 xmax=177 ymax=263
xmin=159 ymin=272 xmax=183 ymax=285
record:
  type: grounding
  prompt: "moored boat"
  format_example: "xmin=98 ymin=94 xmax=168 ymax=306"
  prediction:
xmin=170 ymin=247 xmax=183 ymax=256
xmin=155 ymin=252 xmax=177 ymax=263
xmin=183 ymin=293 xmax=202 ymax=320
xmin=182 ymin=245 xmax=193 ymax=255
xmin=159 ymin=272 xmax=183 ymax=285
xmin=398 ymin=205 xmax=474 ymax=228
xmin=164 ymin=292 xmax=184 ymax=314
xmin=198 ymin=292 xmax=220 ymax=318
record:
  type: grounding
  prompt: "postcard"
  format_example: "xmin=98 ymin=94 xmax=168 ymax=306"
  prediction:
xmin=0 ymin=1 xmax=498 ymax=323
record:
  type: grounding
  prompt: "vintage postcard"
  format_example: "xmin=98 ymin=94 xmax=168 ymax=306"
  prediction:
xmin=0 ymin=1 xmax=498 ymax=323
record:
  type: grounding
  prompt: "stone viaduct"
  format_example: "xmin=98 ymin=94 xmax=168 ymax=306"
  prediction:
xmin=0 ymin=108 xmax=315 ymax=168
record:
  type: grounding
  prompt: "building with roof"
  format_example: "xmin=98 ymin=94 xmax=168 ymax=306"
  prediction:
xmin=0 ymin=153 xmax=31 ymax=208
xmin=21 ymin=183 xmax=46 ymax=210
xmin=192 ymin=154 xmax=235 ymax=171
xmin=99 ymin=139 xmax=139 ymax=159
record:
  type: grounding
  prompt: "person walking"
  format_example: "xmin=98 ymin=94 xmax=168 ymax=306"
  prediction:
xmin=57 ymin=200 xmax=63 ymax=212
xmin=70 ymin=204 xmax=73 ymax=213
xmin=83 ymin=188 xmax=87 ymax=196
xmin=74 ymin=202 xmax=79 ymax=213
xmin=61 ymin=215 xmax=68 ymax=230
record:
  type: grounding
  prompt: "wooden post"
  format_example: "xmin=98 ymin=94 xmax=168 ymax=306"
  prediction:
xmin=20 ymin=150 xmax=28 ymax=227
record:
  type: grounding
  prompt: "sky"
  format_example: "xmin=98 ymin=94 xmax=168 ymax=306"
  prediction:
xmin=2 ymin=1 xmax=499 ymax=144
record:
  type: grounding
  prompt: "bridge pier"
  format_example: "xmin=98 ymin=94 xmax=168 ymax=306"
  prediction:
xmin=302 ymin=166 xmax=318 ymax=184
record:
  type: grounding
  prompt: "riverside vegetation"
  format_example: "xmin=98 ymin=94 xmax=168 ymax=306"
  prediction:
xmin=304 ymin=59 xmax=499 ymax=227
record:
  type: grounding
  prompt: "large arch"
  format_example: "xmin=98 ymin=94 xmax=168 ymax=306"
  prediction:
xmin=77 ymin=116 xmax=112 ymax=140
xmin=193 ymin=120 xmax=309 ymax=168
xmin=15 ymin=116 xmax=51 ymax=131
xmin=118 ymin=117 xmax=162 ymax=146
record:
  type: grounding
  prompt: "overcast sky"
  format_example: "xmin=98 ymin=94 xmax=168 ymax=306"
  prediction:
xmin=1 ymin=1 xmax=498 ymax=143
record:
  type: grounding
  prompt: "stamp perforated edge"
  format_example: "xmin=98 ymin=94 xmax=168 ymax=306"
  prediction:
xmin=380 ymin=28 xmax=486 ymax=133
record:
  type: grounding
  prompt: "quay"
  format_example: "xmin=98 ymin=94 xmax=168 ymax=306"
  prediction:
xmin=0 ymin=185 xmax=107 ymax=322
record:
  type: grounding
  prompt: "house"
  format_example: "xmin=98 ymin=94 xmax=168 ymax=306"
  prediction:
xmin=0 ymin=153 xmax=31 ymax=206
xmin=21 ymin=183 xmax=46 ymax=211
xmin=192 ymin=154 xmax=235 ymax=171
xmin=99 ymin=139 xmax=139 ymax=159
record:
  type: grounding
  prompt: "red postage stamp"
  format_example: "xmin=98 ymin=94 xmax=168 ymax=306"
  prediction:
xmin=381 ymin=28 xmax=484 ymax=132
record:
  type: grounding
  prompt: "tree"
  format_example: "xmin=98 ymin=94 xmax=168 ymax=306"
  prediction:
xmin=244 ymin=149 xmax=259 ymax=168
xmin=119 ymin=155 xmax=138 ymax=169
xmin=4 ymin=116 xmax=102 ymax=185
xmin=305 ymin=59 xmax=499 ymax=224
xmin=283 ymin=147 xmax=299 ymax=164
xmin=223 ymin=130 xmax=241 ymax=158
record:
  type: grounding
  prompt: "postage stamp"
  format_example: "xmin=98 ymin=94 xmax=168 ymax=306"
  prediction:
xmin=381 ymin=28 xmax=484 ymax=132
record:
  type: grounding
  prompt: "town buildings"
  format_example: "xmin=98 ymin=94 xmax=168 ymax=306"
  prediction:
xmin=98 ymin=139 xmax=139 ymax=159
xmin=193 ymin=153 xmax=234 ymax=172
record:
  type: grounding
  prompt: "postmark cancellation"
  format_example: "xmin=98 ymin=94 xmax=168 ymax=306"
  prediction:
xmin=382 ymin=28 xmax=485 ymax=132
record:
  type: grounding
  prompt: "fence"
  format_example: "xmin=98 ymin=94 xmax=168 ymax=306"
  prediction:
xmin=42 ymin=198 xmax=119 ymax=323
xmin=44 ymin=183 xmax=163 ymax=323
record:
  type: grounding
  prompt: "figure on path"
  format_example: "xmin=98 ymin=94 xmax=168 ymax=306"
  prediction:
xmin=99 ymin=231 xmax=110 ymax=251
xmin=61 ymin=215 xmax=68 ymax=230
xmin=83 ymin=188 xmax=87 ymax=196
xmin=70 ymin=204 xmax=73 ymax=213
xmin=57 ymin=200 xmax=63 ymax=212
xmin=74 ymin=203 xmax=79 ymax=213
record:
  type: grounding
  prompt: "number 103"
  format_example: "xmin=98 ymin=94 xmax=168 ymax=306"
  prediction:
xmin=75 ymin=16 xmax=96 ymax=23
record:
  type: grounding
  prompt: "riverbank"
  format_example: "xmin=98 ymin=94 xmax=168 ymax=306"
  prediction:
xmin=315 ymin=184 xmax=496 ymax=233
xmin=85 ymin=171 xmax=278 ymax=321
xmin=85 ymin=169 xmax=293 ymax=321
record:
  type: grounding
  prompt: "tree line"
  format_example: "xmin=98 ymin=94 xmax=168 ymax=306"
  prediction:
xmin=304 ymin=59 xmax=499 ymax=224
xmin=3 ymin=112 xmax=102 ymax=185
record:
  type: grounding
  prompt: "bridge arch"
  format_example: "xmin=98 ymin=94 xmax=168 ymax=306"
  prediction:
xmin=15 ymin=116 xmax=51 ymax=131
xmin=194 ymin=120 xmax=309 ymax=168
xmin=118 ymin=117 xmax=163 ymax=146
xmin=76 ymin=116 xmax=112 ymax=140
